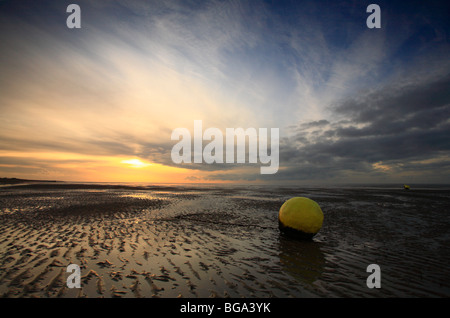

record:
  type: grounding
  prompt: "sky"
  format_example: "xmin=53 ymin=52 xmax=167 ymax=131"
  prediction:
xmin=0 ymin=0 xmax=449 ymax=184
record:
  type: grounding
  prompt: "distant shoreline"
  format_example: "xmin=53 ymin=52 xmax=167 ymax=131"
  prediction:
xmin=0 ymin=177 xmax=60 ymax=184
xmin=1 ymin=177 xmax=450 ymax=190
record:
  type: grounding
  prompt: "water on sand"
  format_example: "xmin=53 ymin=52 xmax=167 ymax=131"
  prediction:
xmin=0 ymin=183 xmax=449 ymax=297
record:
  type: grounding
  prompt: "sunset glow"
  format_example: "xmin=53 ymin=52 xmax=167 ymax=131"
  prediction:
xmin=121 ymin=159 xmax=152 ymax=169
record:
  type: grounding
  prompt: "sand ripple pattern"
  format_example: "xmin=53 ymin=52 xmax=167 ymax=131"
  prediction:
xmin=0 ymin=183 xmax=449 ymax=297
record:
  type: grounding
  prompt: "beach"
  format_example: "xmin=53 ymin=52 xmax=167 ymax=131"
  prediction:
xmin=0 ymin=182 xmax=449 ymax=298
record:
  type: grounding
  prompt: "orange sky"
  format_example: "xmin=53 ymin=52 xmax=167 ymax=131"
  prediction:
xmin=0 ymin=150 xmax=225 ymax=183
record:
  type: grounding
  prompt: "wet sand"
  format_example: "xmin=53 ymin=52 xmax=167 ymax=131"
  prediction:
xmin=0 ymin=183 xmax=449 ymax=298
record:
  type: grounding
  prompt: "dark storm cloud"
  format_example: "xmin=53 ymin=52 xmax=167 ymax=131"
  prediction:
xmin=327 ymin=74 xmax=450 ymax=157
xmin=334 ymin=74 xmax=450 ymax=129
xmin=298 ymin=120 xmax=330 ymax=130
xmin=273 ymin=71 xmax=450 ymax=182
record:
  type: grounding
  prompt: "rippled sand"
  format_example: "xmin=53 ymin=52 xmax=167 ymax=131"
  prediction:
xmin=0 ymin=183 xmax=449 ymax=297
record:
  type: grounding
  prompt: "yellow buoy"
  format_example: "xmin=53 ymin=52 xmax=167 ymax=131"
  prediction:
xmin=279 ymin=197 xmax=324 ymax=240
xmin=404 ymin=184 xmax=410 ymax=190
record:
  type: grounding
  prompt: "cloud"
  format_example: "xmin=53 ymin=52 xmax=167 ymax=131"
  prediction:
xmin=274 ymin=70 xmax=450 ymax=183
xmin=0 ymin=0 xmax=449 ymax=183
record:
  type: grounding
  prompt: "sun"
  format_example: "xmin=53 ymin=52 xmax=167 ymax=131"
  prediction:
xmin=121 ymin=159 xmax=152 ymax=168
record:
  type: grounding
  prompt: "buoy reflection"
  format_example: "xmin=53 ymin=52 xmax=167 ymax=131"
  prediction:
xmin=278 ymin=235 xmax=325 ymax=284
